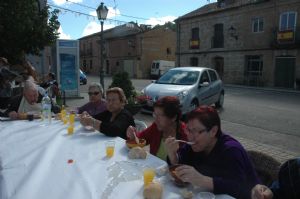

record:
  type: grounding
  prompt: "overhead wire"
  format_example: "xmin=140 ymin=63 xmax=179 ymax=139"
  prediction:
xmin=65 ymin=0 xmax=151 ymax=21
xmin=48 ymin=4 xmax=131 ymax=25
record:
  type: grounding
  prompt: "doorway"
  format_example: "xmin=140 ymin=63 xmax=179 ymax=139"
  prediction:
xmin=213 ymin=56 xmax=224 ymax=79
xmin=274 ymin=57 xmax=295 ymax=88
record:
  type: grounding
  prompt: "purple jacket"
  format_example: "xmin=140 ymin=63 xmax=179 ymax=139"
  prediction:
xmin=177 ymin=133 xmax=260 ymax=199
xmin=77 ymin=99 xmax=106 ymax=116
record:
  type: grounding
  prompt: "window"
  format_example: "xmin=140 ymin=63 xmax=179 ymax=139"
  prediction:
xmin=190 ymin=57 xmax=198 ymax=66
xmin=208 ymin=70 xmax=218 ymax=82
xmin=252 ymin=17 xmax=264 ymax=33
xmin=245 ymin=55 xmax=263 ymax=76
xmin=190 ymin=28 xmax=200 ymax=49
xmin=212 ymin=24 xmax=224 ymax=48
xmin=200 ymin=71 xmax=210 ymax=83
xmin=191 ymin=28 xmax=199 ymax=40
xmin=280 ymin=12 xmax=297 ymax=31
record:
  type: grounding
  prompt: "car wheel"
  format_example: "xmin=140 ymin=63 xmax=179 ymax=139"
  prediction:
xmin=215 ymin=91 xmax=224 ymax=108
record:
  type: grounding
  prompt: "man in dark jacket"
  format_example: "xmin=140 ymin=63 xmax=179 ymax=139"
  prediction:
xmin=251 ymin=157 xmax=300 ymax=199
xmin=5 ymin=80 xmax=60 ymax=119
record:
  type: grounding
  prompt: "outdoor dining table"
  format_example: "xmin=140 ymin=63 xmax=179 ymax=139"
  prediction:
xmin=0 ymin=119 xmax=234 ymax=199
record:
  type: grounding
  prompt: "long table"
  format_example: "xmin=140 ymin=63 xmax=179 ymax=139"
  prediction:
xmin=0 ymin=119 xmax=234 ymax=199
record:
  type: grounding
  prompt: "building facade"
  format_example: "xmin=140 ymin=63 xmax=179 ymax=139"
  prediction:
xmin=79 ymin=23 xmax=176 ymax=78
xmin=176 ymin=0 xmax=300 ymax=89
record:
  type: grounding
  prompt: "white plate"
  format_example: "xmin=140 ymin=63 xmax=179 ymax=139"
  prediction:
xmin=197 ymin=192 xmax=215 ymax=199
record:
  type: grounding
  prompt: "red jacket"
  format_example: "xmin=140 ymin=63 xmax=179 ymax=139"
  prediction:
xmin=137 ymin=122 xmax=187 ymax=156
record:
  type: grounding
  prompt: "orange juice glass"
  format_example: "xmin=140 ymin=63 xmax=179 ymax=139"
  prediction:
xmin=105 ymin=141 xmax=115 ymax=158
xmin=143 ymin=168 xmax=155 ymax=186
xmin=69 ymin=113 xmax=75 ymax=125
xmin=67 ymin=125 xmax=74 ymax=135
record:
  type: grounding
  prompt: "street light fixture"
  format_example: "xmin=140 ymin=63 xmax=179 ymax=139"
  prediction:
xmin=96 ymin=2 xmax=108 ymax=90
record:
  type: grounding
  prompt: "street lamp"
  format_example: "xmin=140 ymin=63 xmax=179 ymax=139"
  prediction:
xmin=96 ymin=2 xmax=108 ymax=90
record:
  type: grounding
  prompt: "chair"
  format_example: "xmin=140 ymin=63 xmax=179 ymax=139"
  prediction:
xmin=134 ymin=119 xmax=147 ymax=132
xmin=247 ymin=150 xmax=281 ymax=186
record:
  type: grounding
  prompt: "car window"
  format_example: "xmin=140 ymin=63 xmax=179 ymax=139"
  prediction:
xmin=157 ymin=70 xmax=200 ymax=85
xmin=208 ymin=70 xmax=218 ymax=82
xmin=200 ymin=71 xmax=210 ymax=83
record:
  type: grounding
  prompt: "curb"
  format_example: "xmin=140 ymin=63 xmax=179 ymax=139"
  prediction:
xmin=225 ymin=84 xmax=300 ymax=95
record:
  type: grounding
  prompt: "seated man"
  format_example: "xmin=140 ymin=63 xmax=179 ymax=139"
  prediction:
xmin=252 ymin=157 xmax=300 ymax=199
xmin=5 ymin=80 xmax=60 ymax=119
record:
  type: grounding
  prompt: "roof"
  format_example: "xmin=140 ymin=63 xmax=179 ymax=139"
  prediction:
xmin=176 ymin=0 xmax=269 ymax=21
xmin=172 ymin=66 xmax=211 ymax=72
xmin=79 ymin=22 xmax=143 ymax=41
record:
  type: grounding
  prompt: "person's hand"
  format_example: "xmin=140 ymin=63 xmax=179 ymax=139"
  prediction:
xmin=8 ymin=111 xmax=18 ymax=120
xmin=165 ymin=137 xmax=179 ymax=164
xmin=126 ymin=125 xmax=136 ymax=139
xmin=79 ymin=113 xmax=93 ymax=127
xmin=251 ymin=184 xmax=273 ymax=199
xmin=175 ymin=165 xmax=206 ymax=186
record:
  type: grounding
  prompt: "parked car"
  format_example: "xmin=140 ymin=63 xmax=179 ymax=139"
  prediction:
xmin=141 ymin=67 xmax=224 ymax=115
xmin=79 ymin=69 xmax=87 ymax=85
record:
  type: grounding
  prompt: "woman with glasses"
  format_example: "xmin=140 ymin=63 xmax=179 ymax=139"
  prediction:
xmin=80 ymin=87 xmax=135 ymax=139
xmin=126 ymin=96 xmax=187 ymax=161
xmin=78 ymin=82 xmax=106 ymax=117
xmin=165 ymin=105 xmax=260 ymax=199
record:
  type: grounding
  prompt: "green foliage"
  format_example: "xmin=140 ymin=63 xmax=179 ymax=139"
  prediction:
xmin=153 ymin=21 xmax=176 ymax=31
xmin=109 ymin=72 xmax=136 ymax=101
xmin=0 ymin=0 xmax=60 ymax=64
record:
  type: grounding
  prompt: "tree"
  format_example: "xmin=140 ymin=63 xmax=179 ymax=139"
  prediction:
xmin=0 ymin=0 xmax=60 ymax=64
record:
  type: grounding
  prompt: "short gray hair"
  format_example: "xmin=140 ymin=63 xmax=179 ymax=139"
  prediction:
xmin=88 ymin=82 xmax=103 ymax=95
xmin=23 ymin=80 xmax=38 ymax=92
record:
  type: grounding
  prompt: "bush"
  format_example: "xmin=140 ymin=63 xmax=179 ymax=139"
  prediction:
xmin=109 ymin=72 xmax=136 ymax=101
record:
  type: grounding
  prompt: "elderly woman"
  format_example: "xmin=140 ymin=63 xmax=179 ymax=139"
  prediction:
xmin=80 ymin=87 xmax=135 ymax=139
xmin=126 ymin=96 xmax=187 ymax=161
xmin=165 ymin=105 xmax=260 ymax=199
xmin=77 ymin=82 xmax=106 ymax=116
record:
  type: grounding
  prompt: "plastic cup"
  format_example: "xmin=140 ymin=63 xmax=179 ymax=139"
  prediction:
xmin=27 ymin=113 xmax=34 ymax=121
xmin=105 ymin=140 xmax=115 ymax=158
xmin=143 ymin=168 xmax=155 ymax=186
xmin=69 ymin=113 xmax=75 ymax=124
xmin=63 ymin=117 xmax=68 ymax=125
xmin=67 ymin=125 xmax=74 ymax=135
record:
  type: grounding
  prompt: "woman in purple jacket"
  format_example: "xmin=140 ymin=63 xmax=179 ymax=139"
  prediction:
xmin=165 ymin=105 xmax=260 ymax=199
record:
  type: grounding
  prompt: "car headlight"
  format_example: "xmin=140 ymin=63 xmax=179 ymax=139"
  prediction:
xmin=177 ymin=91 xmax=188 ymax=102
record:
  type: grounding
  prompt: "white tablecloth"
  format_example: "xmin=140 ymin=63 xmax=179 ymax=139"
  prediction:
xmin=0 ymin=119 xmax=234 ymax=199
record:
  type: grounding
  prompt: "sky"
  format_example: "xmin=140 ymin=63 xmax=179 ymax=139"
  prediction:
xmin=48 ymin=0 xmax=217 ymax=40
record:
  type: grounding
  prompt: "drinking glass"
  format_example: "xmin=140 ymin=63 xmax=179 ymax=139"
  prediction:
xmin=143 ymin=168 xmax=155 ymax=186
xmin=105 ymin=140 xmax=115 ymax=158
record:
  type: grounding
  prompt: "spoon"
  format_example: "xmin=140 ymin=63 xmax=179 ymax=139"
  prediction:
xmin=175 ymin=140 xmax=195 ymax=145
xmin=133 ymin=129 xmax=140 ymax=144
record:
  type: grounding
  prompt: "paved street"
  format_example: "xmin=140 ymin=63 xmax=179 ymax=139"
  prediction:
xmin=68 ymin=75 xmax=300 ymax=162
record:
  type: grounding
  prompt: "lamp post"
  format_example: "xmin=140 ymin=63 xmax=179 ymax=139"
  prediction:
xmin=96 ymin=2 xmax=108 ymax=90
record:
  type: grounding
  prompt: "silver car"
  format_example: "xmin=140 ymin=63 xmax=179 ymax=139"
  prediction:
xmin=141 ymin=67 xmax=224 ymax=115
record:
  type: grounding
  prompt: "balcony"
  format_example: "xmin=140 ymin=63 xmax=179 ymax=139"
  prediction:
xmin=271 ymin=27 xmax=300 ymax=49
xmin=189 ymin=39 xmax=200 ymax=49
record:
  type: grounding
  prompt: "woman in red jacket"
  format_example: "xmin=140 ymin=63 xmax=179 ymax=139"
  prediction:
xmin=126 ymin=96 xmax=187 ymax=161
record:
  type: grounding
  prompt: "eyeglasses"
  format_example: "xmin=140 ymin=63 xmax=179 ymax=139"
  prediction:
xmin=186 ymin=128 xmax=207 ymax=135
xmin=88 ymin=91 xmax=100 ymax=96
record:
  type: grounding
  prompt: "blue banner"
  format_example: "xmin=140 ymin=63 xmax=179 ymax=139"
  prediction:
xmin=60 ymin=53 xmax=78 ymax=91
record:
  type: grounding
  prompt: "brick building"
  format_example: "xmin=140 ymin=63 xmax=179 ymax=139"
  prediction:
xmin=176 ymin=0 xmax=300 ymax=89
xmin=79 ymin=23 xmax=176 ymax=78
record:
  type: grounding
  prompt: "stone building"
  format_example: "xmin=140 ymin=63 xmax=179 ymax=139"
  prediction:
xmin=79 ymin=23 xmax=176 ymax=78
xmin=176 ymin=0 xmax=300 ymax=89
